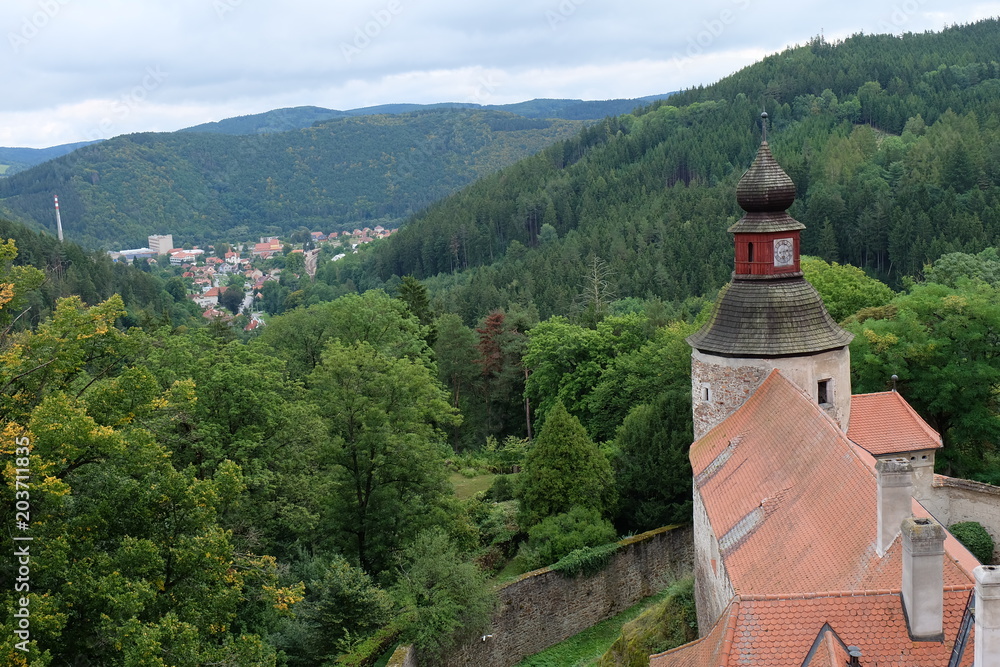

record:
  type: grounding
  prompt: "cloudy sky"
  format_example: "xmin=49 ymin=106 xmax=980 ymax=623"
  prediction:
xmin=3 ymin=0 xmax=999 ymax=148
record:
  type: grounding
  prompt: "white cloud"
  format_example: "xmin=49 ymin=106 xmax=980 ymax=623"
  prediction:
xmin=0 ymin=0 xmax=997 ymax=147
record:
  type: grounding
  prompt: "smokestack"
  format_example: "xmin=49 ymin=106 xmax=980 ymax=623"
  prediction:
xmin=976 ymin=565 xmax=1000 ymax=667
xmin=876 ymin=458 xmax=913 ymax=557
xmin=901 ymin=517 xmax=945 ymax=641
xmin=53 ymin=194 xmax=63 ymax=242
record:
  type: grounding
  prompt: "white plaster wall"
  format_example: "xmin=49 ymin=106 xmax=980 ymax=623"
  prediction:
xmin=691 ymin=346 xmax=851 ymax=439
xmin=692 ymin=485 xmax=735 ymax=634
xmin=931 ymin=477 xmax=1000 ymax=564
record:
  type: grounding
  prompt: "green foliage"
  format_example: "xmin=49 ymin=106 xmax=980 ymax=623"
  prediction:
xmin=524 ymin=314 xmax=646 ymax=428
xmin=550 ymin=543 xmax=621 ymax=579
xmin=801 ymin=256 xmax=896 ymax=322
xmin=484 ymin=474 xmax=517 ymax=502
xmin=517 ymin=507 xmax=618 ymax=573
xmin=598 ymin=576 xmax=697 ymax=667
xmin=950 ymin=521 xmax=996 ymax=563
xmin=0 ymin=110 xmax=588 ymax=248
xmin=255 ymin=289 xmax=432 ymax=380
xmin=517 ymin=400 xmax=614 ymax=528
xmin=333 ymin=626 xmax=402 ymax=667
xmin=392 ymin=528 xmax=497 ymax=659
xmin=292 ymin=555 xmax=395 ymax=664
xmin=612 ymin=390 xmax=693 ymax=533
xmin=924 ymin=247 xmax=1000 ymax=287
xmin=484 ymin=434 xmax=530 ymax=473
xmin=846 ymin=281 xmax=1000 ymax=477
xmin=308 ymin=339 xmax=458 ymax=575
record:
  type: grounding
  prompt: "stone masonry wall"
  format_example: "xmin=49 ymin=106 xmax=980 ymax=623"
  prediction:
xmin=430 ymin=525 xmax=694 ymax=667
xmin=691 ymin=356 xmax=768 ymax=440
xmin=932 ymin=476 xmax=1000 ymax=563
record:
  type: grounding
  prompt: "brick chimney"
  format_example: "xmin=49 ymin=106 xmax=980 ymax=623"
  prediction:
xmin=876 ymin=458 xmax=913 ymax=557
xmin=976 ymin=565 xmax=1000 ymax=667
xmin=901 ymin=517 xmax=945 ymax=641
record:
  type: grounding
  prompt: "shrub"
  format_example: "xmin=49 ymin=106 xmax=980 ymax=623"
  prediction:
xmin=950 ymin=521 xmax=995 ymax=563
xmin=598 ymin=576 xmax=698 ymax=667
xmin=551 ymin=543 xmax=621 ymax=578
xmin=515 ymin=506 xmax=617 ymax=573
xmin=484 ymin=474 xmax=516 ymax=502
xmin=392 ymin=528 xmax=497 ymax=659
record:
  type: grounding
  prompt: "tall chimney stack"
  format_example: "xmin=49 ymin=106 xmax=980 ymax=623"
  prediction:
xmin=876 ymin=458 xmax=913 ymax=557
xmin=901 ymin=517 xmax=945 ymax=641
xmin=53 ymin=194 xmax=63 ymax=242
xmin=976 ymin=565 xmax=1000 ymax=667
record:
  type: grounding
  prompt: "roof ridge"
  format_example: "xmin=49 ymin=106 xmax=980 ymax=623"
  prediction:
xmin=739 ymin=584 xmax=974 ymax=602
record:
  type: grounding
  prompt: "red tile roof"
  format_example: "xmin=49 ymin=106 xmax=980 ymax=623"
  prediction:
xmin=672 ymin=370 xmax=978 ymax=666
xmin=849 ymin=391 xmax=942 ymax=455
xmin=652 ymin=589 xmax=974 ymax=667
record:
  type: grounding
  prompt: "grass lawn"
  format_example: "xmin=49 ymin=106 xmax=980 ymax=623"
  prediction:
xmin=513 ymin=588 xmax=671 ymax=667
xmin=449 ymin=471 xmax=496 ymax=500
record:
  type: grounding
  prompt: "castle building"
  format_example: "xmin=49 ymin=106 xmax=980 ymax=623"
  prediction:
xmin=652 ymin=117 xmax=1000 ymax=666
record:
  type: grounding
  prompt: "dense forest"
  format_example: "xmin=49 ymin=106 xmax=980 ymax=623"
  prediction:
xmin=323 ymin=20 xmax=1000 ymax=321
xmin=4 ymin=18 xmax=1000 ymax=667
xmin=0 ymin=110 xmax=590 ymax=249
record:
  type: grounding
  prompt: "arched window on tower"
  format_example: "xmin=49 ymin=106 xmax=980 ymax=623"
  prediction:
xmin=747 ymin=242 xmax=754 ymax=264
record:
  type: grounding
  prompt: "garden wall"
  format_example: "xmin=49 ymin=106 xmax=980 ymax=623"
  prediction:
xmin=432 ymin=524 xmax=693 ymax=667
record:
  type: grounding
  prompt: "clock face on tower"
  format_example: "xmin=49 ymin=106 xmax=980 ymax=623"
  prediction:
xmin=773 ymin=238 xmax=794 ymax=267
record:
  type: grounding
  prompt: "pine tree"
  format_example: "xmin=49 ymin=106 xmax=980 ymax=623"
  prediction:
xmin=517 ymin=400 xmax=613 ymax=528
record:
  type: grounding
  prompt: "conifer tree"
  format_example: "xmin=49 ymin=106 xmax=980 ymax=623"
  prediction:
xmin=517 ymin=400 xmax=613 ymax=528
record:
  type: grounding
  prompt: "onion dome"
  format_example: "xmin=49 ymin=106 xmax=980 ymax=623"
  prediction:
xmin=686 ymin=113 xmax=853 ymax=358
xmin=735 ymin=140 xmax=796 ymax=213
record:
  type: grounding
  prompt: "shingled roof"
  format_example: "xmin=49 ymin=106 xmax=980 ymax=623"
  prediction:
xmin=686 ymin=278 xmax=853 ymax=357
xmin=688 ymin=135 xmax=853 ymax=357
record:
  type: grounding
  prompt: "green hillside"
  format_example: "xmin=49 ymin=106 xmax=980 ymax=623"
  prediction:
xmin=179 ymin=96 xmax=675 ymax=136
xmin=329 ymin=20 xmax=1000 ymax=321
xmin=0 ymin=110 xmax=589 ymax=249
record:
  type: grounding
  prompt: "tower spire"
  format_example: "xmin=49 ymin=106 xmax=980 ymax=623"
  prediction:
xmin=687 ymin=116 xmax=854 ymax=437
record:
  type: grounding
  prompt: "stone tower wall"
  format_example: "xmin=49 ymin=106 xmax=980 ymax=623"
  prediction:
xmin=691 ymin=346 xmax=852 ymax=439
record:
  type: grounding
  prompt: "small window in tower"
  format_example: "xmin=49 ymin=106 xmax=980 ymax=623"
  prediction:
xmin=747 ymin=242 xmax=754 ymax=263
xmin=701 ymin=383 xmax=711 ymax=402
xmin=817 ymin=379 xmax=831 ymax=405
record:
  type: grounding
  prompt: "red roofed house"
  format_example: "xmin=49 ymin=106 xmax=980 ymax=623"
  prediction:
xmin=653 ymin=121 xmax=1000 ymax=666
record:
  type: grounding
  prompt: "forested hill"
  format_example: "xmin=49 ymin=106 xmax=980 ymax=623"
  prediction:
xmin=179 ymin=96 xmax=675 ymax=135
xmin=0 ymin=110 xmax=590 ymax=249
xmin=331 ymin=19 xmax=1000 ymax=322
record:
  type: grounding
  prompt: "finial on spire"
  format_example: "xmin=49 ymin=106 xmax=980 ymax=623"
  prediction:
xmin=761 ymin=111 xmax=768 ymax=143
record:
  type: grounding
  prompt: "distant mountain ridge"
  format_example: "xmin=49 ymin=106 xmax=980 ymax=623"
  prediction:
xmin=0 ymin=108 xmax=602 ymax=248
xmin=179 ymin=95 xmax=676 ymax=135
xmin=0 ymin=140 xmax=102 ymax=176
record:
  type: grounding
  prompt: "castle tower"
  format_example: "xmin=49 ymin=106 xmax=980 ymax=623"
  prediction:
xmin=687 ymin=114 xmax=853 ymax=439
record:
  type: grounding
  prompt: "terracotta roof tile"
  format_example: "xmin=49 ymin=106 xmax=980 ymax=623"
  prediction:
xmin=653 ymin=590 xmax=975 ymax=667
xmin=848 ymin=391 xmax=942 ymax=455
xmin=672 ymin=371 xmax=978 ymax=666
